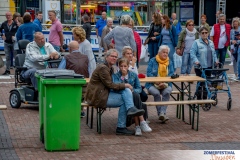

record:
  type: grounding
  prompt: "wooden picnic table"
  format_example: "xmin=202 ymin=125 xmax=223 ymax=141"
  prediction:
xmin=85 ymin=76 xmax=205 ymax=123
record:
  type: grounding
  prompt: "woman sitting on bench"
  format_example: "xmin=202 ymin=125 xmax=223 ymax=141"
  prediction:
xmin=85 ymin=49 xmax=145 ymax=136
xmin=112 ymin=58 xmax=152 ymax=136
xmin=145 ymin=45 xmax=172 ymax=122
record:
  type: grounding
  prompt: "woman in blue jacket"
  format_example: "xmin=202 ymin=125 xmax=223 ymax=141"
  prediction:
xmin=190 ymin=27 xmax=218 ymax=99
xmin=112 ymin=58 xmax=152 ymax=136
xmin=153 ymin=15 xmax=177 ymax=76
xmin=145 ymin=45 xmax=172 ymax=123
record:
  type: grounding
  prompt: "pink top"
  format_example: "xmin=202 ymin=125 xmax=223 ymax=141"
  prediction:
xmin=49 ymin=19 xmax=63 ymax=46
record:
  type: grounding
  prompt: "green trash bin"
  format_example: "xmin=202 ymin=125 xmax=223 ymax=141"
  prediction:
xmin=35 ymin=69 xmax=75 ymax=143
xmin=37 ymin=70 xmax=85 ymax=151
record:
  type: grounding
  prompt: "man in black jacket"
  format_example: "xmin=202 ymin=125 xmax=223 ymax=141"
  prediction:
xmin=0 ymin=12 xmax=18 ymax=75
xmin=82 ymin=15 xmax=92 ymax=42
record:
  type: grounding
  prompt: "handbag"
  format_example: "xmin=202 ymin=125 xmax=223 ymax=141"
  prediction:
xmin=144 ymin=37 xmax=150 ymax=45
xmin=178 ymin=41 xmax=185 ymax=56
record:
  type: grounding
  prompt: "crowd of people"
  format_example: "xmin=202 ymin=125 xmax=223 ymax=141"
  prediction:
xmin=0 ymin=10 xmax=239 ymax=136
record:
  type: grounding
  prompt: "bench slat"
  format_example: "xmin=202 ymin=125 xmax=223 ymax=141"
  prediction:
xmin=0 ymin=105 xmax=7 ymax=110
xmin=144 ymin=100 xmax=215 ymax=106
xmin=82 ymin=99 xmax=215 ymax=107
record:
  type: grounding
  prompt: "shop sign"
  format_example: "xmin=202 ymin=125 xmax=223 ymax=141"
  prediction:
xmin=108 ymin=2 xmax=132 ymax=7
xmin=44 ymin=0 xmax=61 ymax=21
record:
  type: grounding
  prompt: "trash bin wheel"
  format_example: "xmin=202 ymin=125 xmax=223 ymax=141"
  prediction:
xmin=202 ymin=103 xmax=211 ymax=111
xmin=9 ymin=91 xmax=21 ymax=108
xmin=227 ymin=98 xmax=232 ymax=111
xmin=40 ymin=128 xmax=44 ymax=144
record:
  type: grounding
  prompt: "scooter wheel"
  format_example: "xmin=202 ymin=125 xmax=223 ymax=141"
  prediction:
xmin=9 ymin=91 xmax=21 ymax=108
xmin=202 ymin=103 xmax=211 ymax=111
xmin=227 ymin=98 xmax=232 ymax=111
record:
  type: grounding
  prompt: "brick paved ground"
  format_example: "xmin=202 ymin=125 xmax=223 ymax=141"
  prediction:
xmin=0 ymin=58 xmax=240 ymax=159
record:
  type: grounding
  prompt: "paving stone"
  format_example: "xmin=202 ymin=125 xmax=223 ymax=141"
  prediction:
xmin=1 ymin=61 xmax=240 ymax=159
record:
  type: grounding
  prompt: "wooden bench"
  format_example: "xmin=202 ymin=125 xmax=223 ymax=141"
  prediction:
xmin=83 ymin=99 xmax=215 ymax=133
xmin=0 ymin=105 xmax=7 ymax=110
xmin=83 ymin=90 xmax=186 ymax=134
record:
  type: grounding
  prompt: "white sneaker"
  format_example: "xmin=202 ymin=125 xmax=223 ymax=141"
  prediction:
xmin=229 ymin=62 xmax=233 ymax=66
xmin=146 ymin=120 xmax=150 ymax=124
xmin=140 ymin=121 xmax=152 ymax=132
xmin=135 ymin=126 xmax=142 ymax=136
xmin=159 ymin=113 xmax=169 ymax=122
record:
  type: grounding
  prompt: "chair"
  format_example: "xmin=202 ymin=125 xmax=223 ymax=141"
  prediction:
xmin=14 ymin=40 xmax=30 ymax=87
xmin=18 ymin=39 xmax=30 ymax=54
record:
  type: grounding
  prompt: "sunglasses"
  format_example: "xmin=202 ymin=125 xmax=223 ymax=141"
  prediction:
xmin=201 ymin=32 xmax=208 ymax=35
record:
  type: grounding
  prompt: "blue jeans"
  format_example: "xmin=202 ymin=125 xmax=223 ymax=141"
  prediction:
xmin=106 ymin=88 xmax=134 ymax=128
xmin=162 ymin=42 xmax=175 ymax=76
xmin=21 ymin=68 xmax=37 ymax=89
xmin=50 ymin=43 xmax=60 ymax=52
xmin=181 ymin=52 xmax=193 ymax=74
xmin=238 ymin=51 xmax=240 ymax=79
xmin=215 ymin=47 xmax=227 ymax=65
xmin=148 ymin=41 xmax=159 ymax=60
xmin=4 ymin=42 xmax=16 ymax=71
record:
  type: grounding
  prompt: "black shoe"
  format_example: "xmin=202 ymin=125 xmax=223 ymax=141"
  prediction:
xmin=116 ymin=127 xmax=134 ymax=135
xmin=127 ymin=107 xmax=145 ymax=117
xmin=2 ymin=70 xmax=10 ymax=75
xmin=81 ymin=111 xmax=86 ymax=118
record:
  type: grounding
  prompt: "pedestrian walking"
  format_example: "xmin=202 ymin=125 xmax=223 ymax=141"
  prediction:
xmin=0 ymin=12 xmax=18 ymax=75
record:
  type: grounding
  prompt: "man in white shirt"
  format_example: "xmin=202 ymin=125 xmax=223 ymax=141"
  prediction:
xmin=210 ymin=14 xmax=231 ymax=65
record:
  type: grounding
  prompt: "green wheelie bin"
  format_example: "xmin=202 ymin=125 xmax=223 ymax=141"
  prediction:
xmin=37 ymin=70 xmax=85 ymax=151
xmin=35 ymin=69 xmax=75 ymax=143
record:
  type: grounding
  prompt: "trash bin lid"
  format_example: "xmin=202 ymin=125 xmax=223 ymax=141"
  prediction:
xmin=36 ymin=69 xmax=75 ymax=76
xmin=40 ymin=69 xmax=84 ymax=79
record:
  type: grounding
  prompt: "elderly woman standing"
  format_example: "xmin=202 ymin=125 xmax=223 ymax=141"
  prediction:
xmin=145 ymin=45 xmax=172 ymax=122
xmin=72 ymin=27 xmax=96 ymax=77
xmin=190 ymin=27 xmax=218 ymax=99
xmin=100 ymin=17 xmax=113 ymax=53
xmin=104 ymin=15 xmax=136 ymax=58
xmin=176 ymin=20 xmax=199 ymax=75
xmin=85 ymin=49 xmax=145 ymax=135
xmin=230 ymin=17 xmax=240 ymax=78
xmin=154 ymin=15 xmax=177 ymax=76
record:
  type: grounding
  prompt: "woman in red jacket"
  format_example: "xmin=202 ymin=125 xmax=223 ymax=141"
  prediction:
xmin=129 ymin=19 xmax=142 ymax=68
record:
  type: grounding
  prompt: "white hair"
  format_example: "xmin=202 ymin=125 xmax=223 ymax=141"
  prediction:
xmin=107 ymin=17 xmax=113 ymax=22
xmin=218 ymin=14 xmax=226 ymax=19
xmin=122 ymin=46 xmax=133 ymax=56
xmin=158 ymin=45 xmax=170 ymax=54
xmin=105 ymin=49 xmax=118 ymax=58
xmin=120 ymin=15 xmax=131 ymax=25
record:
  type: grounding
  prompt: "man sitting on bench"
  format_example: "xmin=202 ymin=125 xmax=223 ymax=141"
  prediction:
xmin=58 ymin=41 xmax=89 ymax=78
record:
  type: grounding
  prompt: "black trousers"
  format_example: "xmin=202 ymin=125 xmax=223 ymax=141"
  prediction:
xmin=126 ymin=92 xmax=148 ymax=127
xmin=195 ymin=67 xmax=212 ymax=100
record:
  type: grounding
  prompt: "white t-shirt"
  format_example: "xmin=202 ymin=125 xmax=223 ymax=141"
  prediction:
xmin=210 ymin=25 xmax=227 ymax=49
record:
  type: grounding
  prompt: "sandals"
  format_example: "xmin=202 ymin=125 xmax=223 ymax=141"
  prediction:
xmin=171 ymin=74 xmax=179 ymax=79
